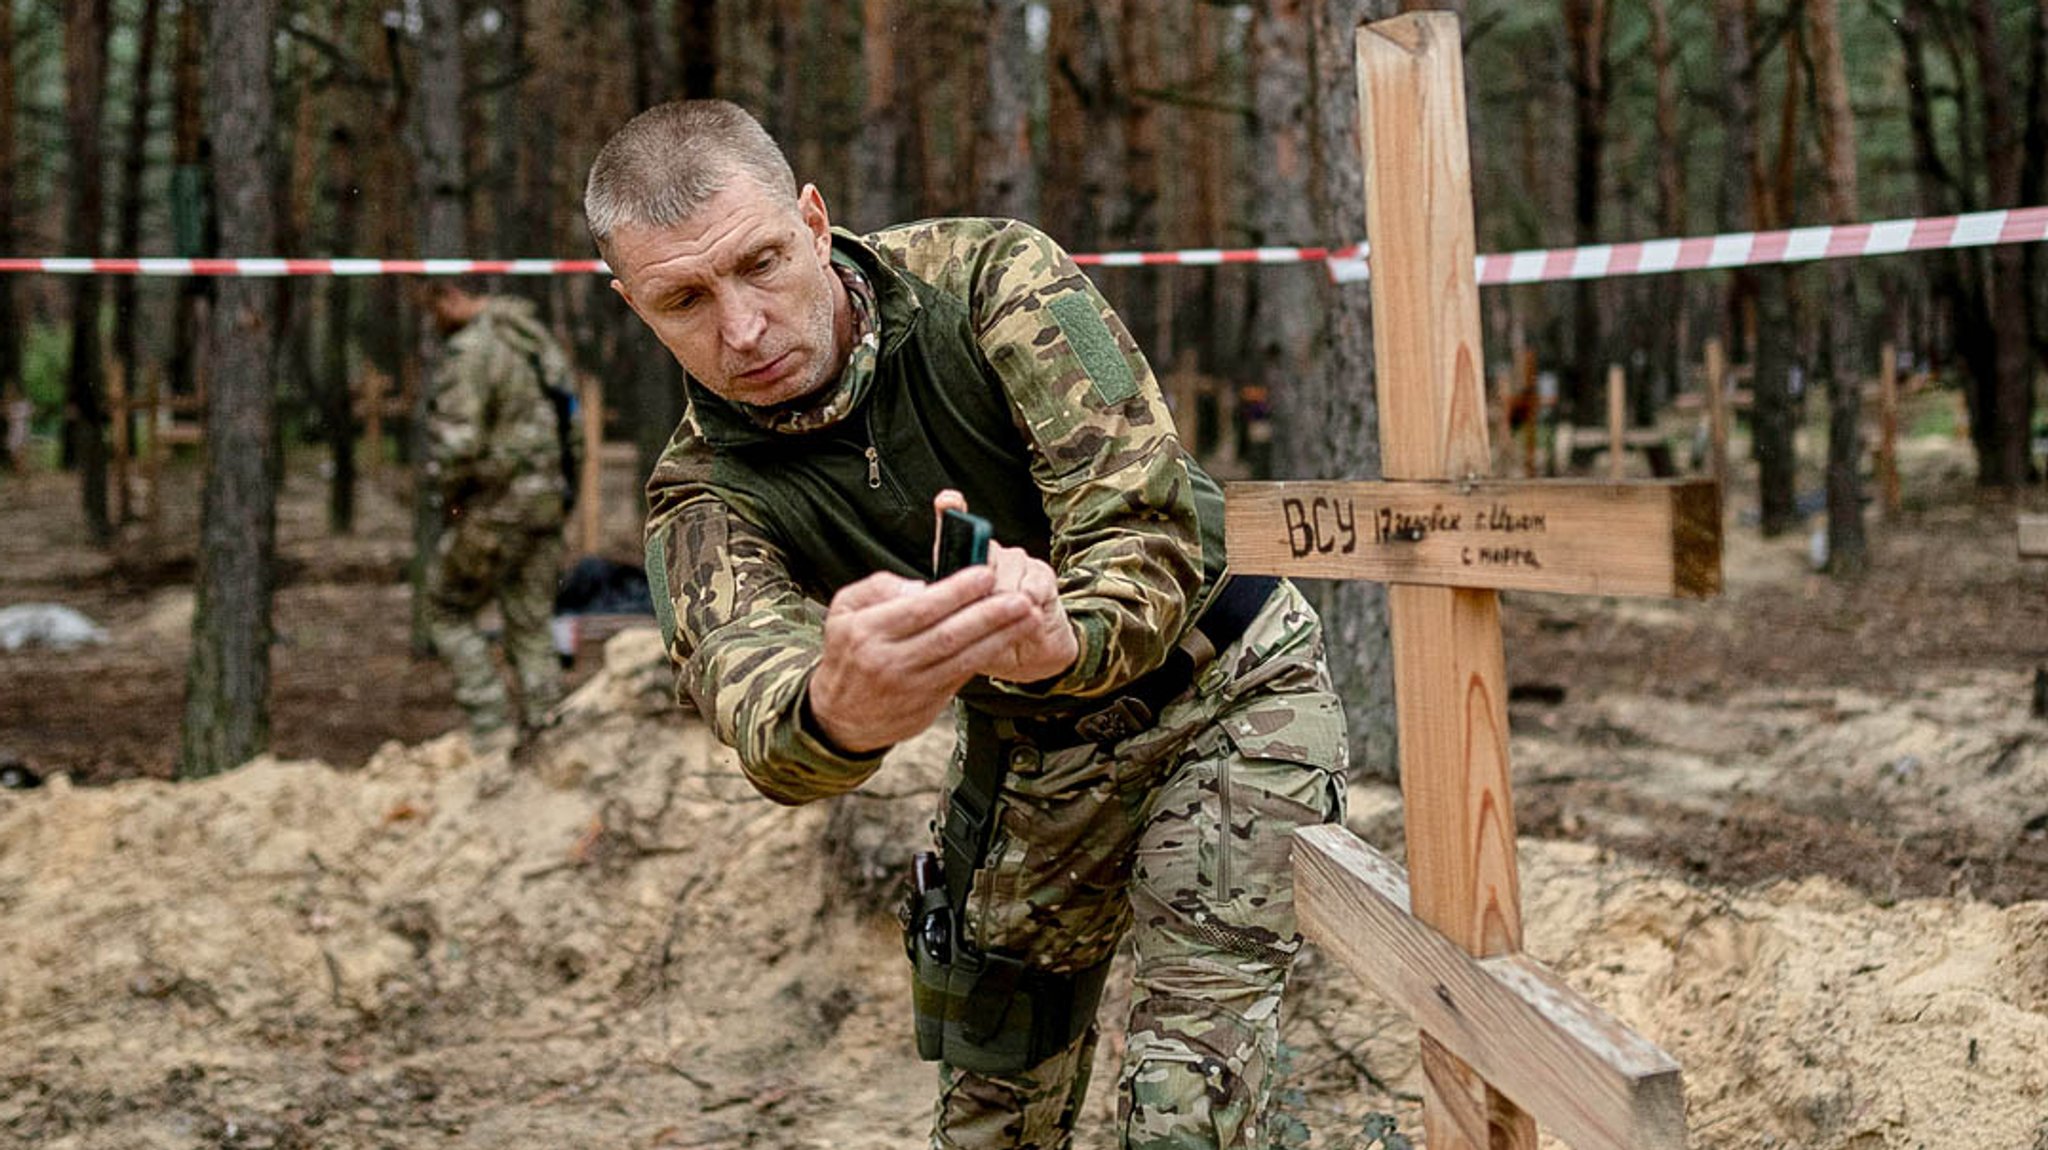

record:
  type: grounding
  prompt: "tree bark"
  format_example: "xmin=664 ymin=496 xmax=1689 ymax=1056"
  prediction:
xmin=675 ymin=0 xmax=719 ymax=99
xmin=321 ymin=119 xmax=361 ymax=534
xmin=411 ymin=0 xmax=466 ymax=645
xmin=974 ymin=0 xmax=1038 ymax=221
xmin=1304 ymin=0 xmax=1397 ymax=780
xmin=1748 ymin=8 xmax=1799 ymax=536
xmin=64 ymin=0 xmax=112 ymax=542
xmin=0 ymin=0 xmax=21 ymax=448
xmin=179 ymin=0 xmax=280 ymax=779
xmin=1252 ymin=0 xmax=1317 ymax=476
xmin=110 ymin=0 xmax=163 ymax=521
xmin=1808 ymin=0 xmax=1867 ymax=575
xmin=627 ymin=0 xmax=684 ymax=509
xmin=1118 ymin=0 xmax=1162 ymax=357
xmin=167 ymin=0 xmax=208 ymax=409
xmin=1562 ymin=0 xmax=1610 ymax=424
xmin=1969 ymin=0 xmax=2036 ymax=489
xmin=854 ymin=0 xmax=900 ymax=231
xmin=1647 ymin=0 xmax=1686 ymax=410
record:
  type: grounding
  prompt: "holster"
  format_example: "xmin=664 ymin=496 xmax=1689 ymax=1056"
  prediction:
xmin=908 ymin=922 xmax=1112 ymax=1075
xmin=902 ymin=705 xmax=1112 ymax=1075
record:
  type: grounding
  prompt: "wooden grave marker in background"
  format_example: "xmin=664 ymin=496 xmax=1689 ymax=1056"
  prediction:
xmin=1225 ymin=14 xmax=1716 ymax=1149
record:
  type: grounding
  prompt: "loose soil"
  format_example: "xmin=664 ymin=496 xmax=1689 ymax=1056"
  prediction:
xmin=2 ymin=425 xmax=2046 ymax=1149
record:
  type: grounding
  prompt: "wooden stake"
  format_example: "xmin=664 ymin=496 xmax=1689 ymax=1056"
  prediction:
xmin=1606 ymin=364 xmax=1625 ymax=481
xmin=109 ymin=357 xmax=132 ymax=524
xmin=1703 ymin=337 xmax=1729 ymax=493
xmin=362 ymin=365 xmax=384 ymax=474
xmin=1355 ymin=17 xmax=1535 ymax=1148
xmin=1878 ymin=342 xmax=1900 ymax=515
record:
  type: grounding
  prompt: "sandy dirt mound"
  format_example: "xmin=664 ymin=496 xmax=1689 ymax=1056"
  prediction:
xmin=3 ymin=628 xmax=2044 ymax=1149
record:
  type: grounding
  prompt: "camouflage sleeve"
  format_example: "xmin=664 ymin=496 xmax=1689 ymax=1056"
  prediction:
xmin=962 ymin=221 xmax=1202 ymax=700
xmin=424 ymin=334 xmax=504 ymax=499
xmin=643 ymin=416 xmax=886 ymax=805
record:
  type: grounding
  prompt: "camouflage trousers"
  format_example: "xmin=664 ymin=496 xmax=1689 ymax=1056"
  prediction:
xmin=424 ymin=515 xmax=565 ymax=736
xmin=932 ymin=579 xmax=1348 ymax=1150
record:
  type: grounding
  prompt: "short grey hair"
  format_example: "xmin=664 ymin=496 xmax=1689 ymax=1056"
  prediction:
xmin=584 ymin=100 xmax=797 ymax=261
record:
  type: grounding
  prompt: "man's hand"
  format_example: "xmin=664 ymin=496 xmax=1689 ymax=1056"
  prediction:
xmin=806 ymin=566 xmax=1042 ymax=753
xmin=930 ymin=490 xmax=1078 ymax=686
xmin=806 ymin=493 xmax=1082 ymax=753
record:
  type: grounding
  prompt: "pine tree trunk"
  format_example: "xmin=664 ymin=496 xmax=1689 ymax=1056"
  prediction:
xmin=1750 ymin=12 xmax=1800 ymax=537
xmin=167 ymin=0 xmax=208 ymax=409
xmin=1252 ymin=0 xmax=1317 ymax=476
xmin=1648 ymin=0 xmax=1686 ymax=411
xmin=854 ymin=0 xmax=900 ymax=231
xmin=1562 ymin=0 xmax=1609 ymax=425
xmin=322 ymin=120 xmax=361 ymax=534
xmin=64 ymin=0 xmax=112 ymax=542
xmin=411 ymin=0 xmax=467 ymax=645
xmin=627 ymin=0 xmax=685 ymax=509
xmin=1117 ymin=0 xmax=1161 ymax=357
xmin=1969 ymin=0 xmax=2036 ymax=490
xmin=676 ymin=0 xmax=719 ymax=98
xmin=0 ymin=0 xmax=21 ymax=448
xmin=110 ymin=0 xmax=162 ymax=521
xmin=180 ymin=0 xmax=280 ymax=779
xmin=1808 ymin=0 xmax=1867 ymax=575
xmin=1305 ymin=0 xmax=1397 ymax=780
xmin=975 ymin=0 xmax=1037 ymax=221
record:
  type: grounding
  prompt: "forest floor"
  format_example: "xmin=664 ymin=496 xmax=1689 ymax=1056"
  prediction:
xmin=2 ymin=412 xmax=2047 ymax=1149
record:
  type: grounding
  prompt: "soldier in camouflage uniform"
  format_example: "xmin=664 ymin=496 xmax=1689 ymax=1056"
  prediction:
xmin=588 ymin=101 xmax=1347 ymax=1149
xmin=421 ymin=280 xmax=572 ymax=743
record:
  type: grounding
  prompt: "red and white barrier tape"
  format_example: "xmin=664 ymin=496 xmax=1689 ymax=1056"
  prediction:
xmin=4 ymin=205 xmax=2046 ymax=281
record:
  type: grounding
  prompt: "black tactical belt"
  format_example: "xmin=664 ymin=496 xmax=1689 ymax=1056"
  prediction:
xmin=1006 ymin=573 xmax=1281 ymax=750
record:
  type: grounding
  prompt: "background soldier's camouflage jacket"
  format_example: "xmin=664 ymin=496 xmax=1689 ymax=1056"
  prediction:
xmin=426 ymin=296 xmax=572 ymax=530
xmin=644 ymin=219 xmax=1215 ymax=804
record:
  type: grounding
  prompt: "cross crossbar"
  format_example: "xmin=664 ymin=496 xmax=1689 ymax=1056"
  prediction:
xmin=1226 ymin=478 xmax=1721 ymax=597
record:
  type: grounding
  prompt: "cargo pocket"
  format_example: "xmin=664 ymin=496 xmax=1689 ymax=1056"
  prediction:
xmin=1210 ymin=690 xmax=1348 ymax=950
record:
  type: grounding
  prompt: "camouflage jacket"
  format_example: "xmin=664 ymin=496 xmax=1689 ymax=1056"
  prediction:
xmin=645 ymin=220 xmax=1226 ymax=804
xmin=426 ymin=296 xmax=571 ymax=530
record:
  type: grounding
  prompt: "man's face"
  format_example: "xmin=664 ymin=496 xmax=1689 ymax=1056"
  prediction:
xmin=608 ymin=178 xmax=847 ymax=409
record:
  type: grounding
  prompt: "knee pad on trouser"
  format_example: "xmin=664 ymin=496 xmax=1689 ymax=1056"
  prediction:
xmin=1119 ymin=1010 xmax=1268 ymax=1150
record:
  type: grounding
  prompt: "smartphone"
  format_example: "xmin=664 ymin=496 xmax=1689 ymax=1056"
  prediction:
xmin=934 ymin=509 xmax=992 ymax=578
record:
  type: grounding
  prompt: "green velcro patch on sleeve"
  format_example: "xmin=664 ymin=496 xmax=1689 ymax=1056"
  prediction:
xmin=1048 ymin=295 xmax=1137 ymax=406
xmin=644 ymin=533 xmax=679 ymax=649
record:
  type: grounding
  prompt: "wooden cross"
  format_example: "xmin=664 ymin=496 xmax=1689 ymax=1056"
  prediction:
xmin=1224 ymin=15 xmax=1716 ymax=1150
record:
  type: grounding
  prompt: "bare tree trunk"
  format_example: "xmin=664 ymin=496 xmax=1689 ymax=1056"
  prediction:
xmin=854 ymin=0 xmax=900 ymax=231
xmin=1648 ymin=0 xmax=1686 ymax=410
xmin=1750 ymin=13 xmax=1800 ymax=536
xmin=110 ymin=0 xmax=162 ymax=521
xmin=975 ymin=0 xmax=1037 ymax=221
xmin=627 ymin=0 xmax=684 ymax=508
xmin=410 ymin=0 xmax=466 ymax=646
xmin=1808 ymin=0 xmax=1867 ymax=575
xmin=1562 ymin=0 xmax=1609 ymax=425
xmin=675 ymin=0 xmax=719 ymax=98
xmin=1970 ymin=0 xmax=2036 ymax=489
xmin=64 ymin=0 xmax=112 ymax=543
xmin=321 ymin=118 xmax=361 ymax=534
xmin=2025 ymin=0 xmax=2048 ymax=376
xmin=0 ymin=0 xmax=21 ymax=450
xmin=1712 ymin=0 xmax=1757 ymax=362
xmin=1049 ymin=2 xmax=1122 ymax=253
xmin=1305 ymin=0 xmax=1397 ymax=780
xmin=180 ymin=0 xmax=279 ymax=779
xmin=1118 ymin=0 xmax=1161 ymax=355
xmin=167 ymin=0 xmax=207 ymax=408
xmin=1253 ymin=0 xmax=1317 ymax=474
